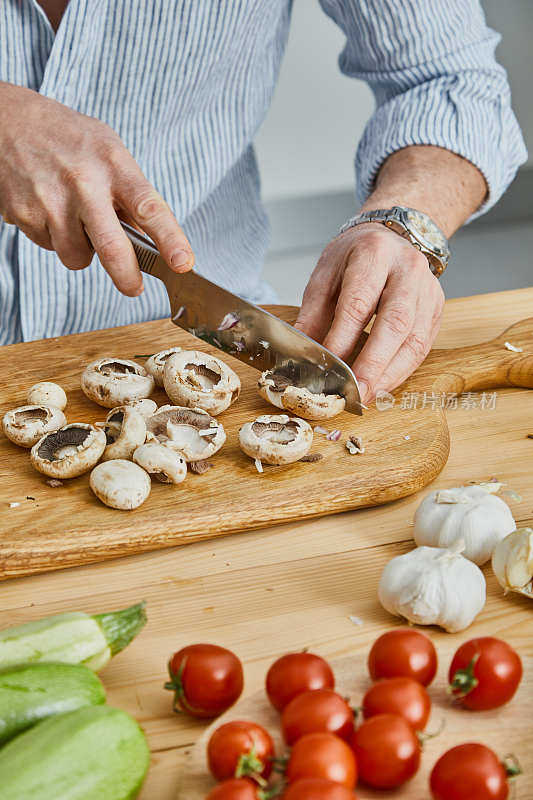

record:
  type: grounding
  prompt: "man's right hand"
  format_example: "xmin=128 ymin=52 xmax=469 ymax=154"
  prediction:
xmin=0 ymin=82 xmax=194 ymax=296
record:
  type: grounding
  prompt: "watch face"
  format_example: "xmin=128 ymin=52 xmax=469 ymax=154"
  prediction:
xmin=404 ymin=209 xmax=448 ymax=255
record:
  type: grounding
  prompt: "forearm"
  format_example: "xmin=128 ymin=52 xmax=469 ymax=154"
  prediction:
xmin=360 ymin=145 xmax=488 ymax=238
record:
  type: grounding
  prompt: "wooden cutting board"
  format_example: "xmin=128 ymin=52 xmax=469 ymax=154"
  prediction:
xmin=0 ymin=307 xmax=532 ymax=580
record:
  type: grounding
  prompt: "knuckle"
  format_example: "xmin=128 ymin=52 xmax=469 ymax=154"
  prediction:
xmin=341 ymin=291 xmax=374 ymax=326
xmin=93 ymin=231 xmax=126 ymax=264
xmin=404 ymin=331 xmax=429 ymax=362
xmin=382 ymin=304 xmax=412 ymax=337
xmin=132 ymin=188 xmax=164 ymax=222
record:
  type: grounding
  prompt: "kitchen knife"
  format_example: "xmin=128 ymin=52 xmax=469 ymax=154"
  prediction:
xmin=120 ymin=221 xmax=363 ymax=415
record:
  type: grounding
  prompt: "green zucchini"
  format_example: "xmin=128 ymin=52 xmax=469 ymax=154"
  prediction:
xmin=0 ymin=662 xmax=105 ymax=744
xmin=0 ymin=601 xmax=146 ymax=671
xmin=0 ymin=705 xmax=150 ymax=800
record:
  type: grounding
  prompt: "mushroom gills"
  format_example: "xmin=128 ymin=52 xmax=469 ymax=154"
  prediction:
xmin=12 ymin=408 xmax=49 ymax=425
xmin=251 ymin=420 xmax=299 ymax=444
xmin=184 ymin=362 xmax=221 ymax=391
xmin=35 ymin=426 xmax=90 ymax=461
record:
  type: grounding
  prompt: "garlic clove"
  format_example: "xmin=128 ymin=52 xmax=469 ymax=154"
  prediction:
xmin=492 ymin=528 xmax=533 ymax=597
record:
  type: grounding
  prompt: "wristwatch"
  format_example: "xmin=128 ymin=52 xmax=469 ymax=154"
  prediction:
xmin=339 ymin=206 xmax=450 ymax=277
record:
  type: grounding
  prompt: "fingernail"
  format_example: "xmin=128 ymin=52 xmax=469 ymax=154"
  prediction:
xmin=357 ymin=379 xmax=369 ymax=403
xmin=170 ymin=249 xmax=193 ymax=270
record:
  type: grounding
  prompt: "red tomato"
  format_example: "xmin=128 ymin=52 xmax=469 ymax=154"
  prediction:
xmin=165 ymin=644 xmax=243 ymax=718
xmin=349 ymin=713 xmax=421 ymax=789
xmin=286 ymin=732 xmax=357 ymax=789
xmin=206 ymin=778 xmax=262 ymax=800
xmin=266 ymin=652 xmax=335 ymax=712
xmin=430 ymin=743 xmax=515 ymax=800
xmin=448 ymin=637 xmax=522 ymax=711
xmin=362 ymin=677 xmax=431 ymax=730
xmin=207 ymin=721 xmax=274 ymax=782
xmin=281 ymin=689 xmax=354 ymax=745
xmin=368 ymin=629 xmax=437 ymax=686
xmin=283 ymin=778 xmax=357 ymax=799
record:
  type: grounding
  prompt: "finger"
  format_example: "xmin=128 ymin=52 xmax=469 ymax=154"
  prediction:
xmin=116 ymin=172 xmax=193 ymax=273
xmin=294 ymin=250 xmax=342 ymax=342
xmin=82 ymin=202 xmax=143 ymax=296
xmin=47 ymin=207 xmax=94 ymax=270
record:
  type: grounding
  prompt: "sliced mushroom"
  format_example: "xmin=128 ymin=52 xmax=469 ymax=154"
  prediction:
xmin=101 ymin=406 xmax=147 ymax=462
xmin=27 ymin=381 xmax=67 ymax=410
xmin=133 ymin=442 xmax=187 ymax=484
xmin=90 ymin=459 xmax=151 ymax=510
xmin=239 ymin=413 xmax=313 ymax=465
xmin=123 ymin=398 xmax=158 ymax=419
xmin=81 ymin=358 xmax=155 ymax=408
xmin=258 ymin=371 xmax=345 ymax=420
xmin=163 ymin=350 xmax=241 ymax=415
xmin=3 ymin=405 xmax=67 ymax=448
xmin=31 ymin=423 xmax=106 ymax=478
xmin=144 ymin=347 xmax=182 ymax=387
xmin=146 ymin=405 xmax=226 ymax=462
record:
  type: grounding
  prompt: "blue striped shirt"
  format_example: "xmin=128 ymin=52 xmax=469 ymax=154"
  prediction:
xmin=0 ymin=1 xmax=526 ymax=344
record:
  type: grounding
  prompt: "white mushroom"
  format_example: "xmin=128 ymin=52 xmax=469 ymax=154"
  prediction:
xmin=81 ymin=358 xmax=155 ymax=408
xmin=258 ymin=371 xmax=345 ymax=420
xmin=123 ymin=398 xmax=158 ymax=419
xmin=27 ymin=381 xmax=67 ymax=410
xmin=144 ymin=347 xmax=182 ymax=387
xmin=163 ymin=350 xmax=241 ymax=415
xmin=30 ymin=423 xmax=106 ymax=478
xmin=3 ymin=405 xmax=67 ymax=448
xmin=145 ymin=406 xmax=226 ymax=462
xmin=133 ymin=442 xmax=187 ymax=484
xmin=101 ymin=406 xmax=147 ymax=462
xmin=239 ymin=414 xmax=313 ymax=466
xmin=90 ymin=459 xmax=151 ymax=510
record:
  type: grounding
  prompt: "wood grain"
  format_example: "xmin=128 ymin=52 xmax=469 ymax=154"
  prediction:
xmin=1 ymin=301 xmax=532 ymax=580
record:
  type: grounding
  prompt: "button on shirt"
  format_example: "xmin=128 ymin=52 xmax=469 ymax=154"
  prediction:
xmin=0 ymin=0 xmax=527 ymax=344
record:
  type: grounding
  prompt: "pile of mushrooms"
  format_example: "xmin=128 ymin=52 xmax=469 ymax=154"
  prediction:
xmin=258 ymin=370 xmax=345 ymax=420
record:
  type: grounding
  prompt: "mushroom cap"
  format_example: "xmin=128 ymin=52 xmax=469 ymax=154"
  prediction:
xmin=101 ymin=406 xmax=147 ymax=462
xmin=3 ymin=405 xmax=67 ymax=448
xmin=133 ymin=442 xmax=187 ymax=484
xmin=123 ymin=398 xmax=158 ymax=419
xmin=239 ymin=413 xmax=313 ymax=465
xmin=145 ymin=405 xmax=226 ymax=462
xmin=258 ymin=371 xmax=345 ymax=420
xmin=163 ymin=350 xmax=241 ymax=415
xmin=144 ymin=347 xmax=182 ymax=387
xmin=90 ymin=459 xmax=151 ymax=510
xmin=27 ymin=381 xmax=67 ymax=411
xmin=30 ymin=423 xmax=106 ymax=478
xmin=81 ymin=358 xmax=155 ymax=408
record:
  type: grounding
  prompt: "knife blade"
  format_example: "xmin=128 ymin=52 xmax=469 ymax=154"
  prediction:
xmin=121 ymin=221 xmax=363 ymax=415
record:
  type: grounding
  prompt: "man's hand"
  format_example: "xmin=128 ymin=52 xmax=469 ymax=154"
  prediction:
xmin=0 ymin=82 xmax=194 ymax=296
xmin=295 ymin=223 xmax=445 ymax=405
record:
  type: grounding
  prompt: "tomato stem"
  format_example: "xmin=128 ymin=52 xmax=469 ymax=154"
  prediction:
xmin=270 ymin=755 xmax=289 ymax=775
xmin=235 ymin=746 xmax=267 ymax=786
xmin=503 ymin=754 xmax=523 ymax=779
xmin=417 ymin=717 xmax=446 ymax=747
xmin=164 ymin=657 xmax=206 ymax=716
xmin=449 ymin=654 xmax=479 ymax=698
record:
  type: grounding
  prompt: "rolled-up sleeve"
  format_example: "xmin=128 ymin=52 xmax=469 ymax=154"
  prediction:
xmin=319 ymin=0 xmax=528 ymax=220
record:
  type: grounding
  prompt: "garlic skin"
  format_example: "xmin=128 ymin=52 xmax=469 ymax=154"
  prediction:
xmin=378 ymin=545 xmax=486 ymax=633
xmin=492 ymin=528 xmax=533 ymax=598
xmin=413 ymin=485 xmax=516 ymax=566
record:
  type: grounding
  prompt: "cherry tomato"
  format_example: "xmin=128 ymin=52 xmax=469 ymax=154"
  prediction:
xmin=206 ymin=778 xmax=262 ymax=800
xmin=286 ymin=732 xmax=357 ymax=789
xmin=266 ymin=652 xmax=335 ymax=712
xmin=165 ymin=643 xmax=243 ymax=718
xmin=281 ymin=689 xmax=354 ymax=745
xmin=430 ymin=743 xmax=518 ymax=800
xmin=362 ymin=677 xmax=431 ymax=730
xmin=448 ymin=637 xmax=522 ymax=711
xmin=349 ymin=713 xmax=421 ymax=789
xmin=283 ymin=778 xmax=357 ymax=799
xmin=207 ymin=720 xmax=274 ymax=782
xmin=368 ymin=629 xmax=437 ymax=686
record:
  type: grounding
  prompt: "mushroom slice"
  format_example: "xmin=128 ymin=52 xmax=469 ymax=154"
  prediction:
xmin=90 ymin=459 xmax=151 ymax=510
xmin=133 ymin=442 xmax=187 ymax=484
xmin=3 ymin=405 xmax=67 ymax=448
xmin=31 ymin=423 xmax=106 ymax=478
xmin=101 ymin=406 xmax=147 ymax=462
xmin=258 ymin=371 xmax=345 ymax=420
xmin=163 ymin=350 xmax=241 ymax=415
xmin=144 ymin=347 xmax=182 ymax=387
xmin=239 ymin=413 xmax=313 ymax=465
xmin=81 ymin=358 xmax=155 ymax=408
xmin=146 ymin=406 xmax=226 ymax=462
xmin=27 ymin=381 xmax=67 ymax=410
xmin=124 ymin=398 xmax=158 ymax=419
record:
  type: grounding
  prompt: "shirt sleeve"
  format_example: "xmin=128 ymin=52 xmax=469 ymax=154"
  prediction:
xmin=318 ymin=0 xmax=528 ymax=221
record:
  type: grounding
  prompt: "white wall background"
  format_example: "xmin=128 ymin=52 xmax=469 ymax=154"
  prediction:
xmin=255 ymin=0 xmax=532 ymax=205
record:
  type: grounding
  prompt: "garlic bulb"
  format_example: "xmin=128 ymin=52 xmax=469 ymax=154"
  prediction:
xmin=413 ymin=485 xmax=516 ymax=566
xmin=492 ymin=528 xmax=533 ymax=598
xmin=378 ymin=544 xmax=486 ymax=633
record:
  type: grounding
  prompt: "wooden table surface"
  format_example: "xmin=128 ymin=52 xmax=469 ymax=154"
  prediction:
xmin=1 ymin=287 xmax=532 ymax=799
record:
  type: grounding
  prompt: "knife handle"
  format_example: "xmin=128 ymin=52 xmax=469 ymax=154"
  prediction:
xmin=120 ymin=221 xmax=167 ymax=281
